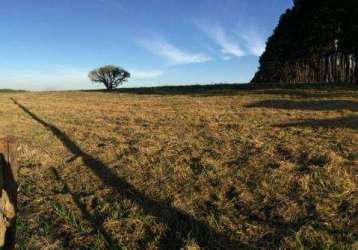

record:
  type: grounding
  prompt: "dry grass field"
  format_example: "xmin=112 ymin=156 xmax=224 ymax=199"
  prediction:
xmin=0 ymin=85 xmax=357 ymax=249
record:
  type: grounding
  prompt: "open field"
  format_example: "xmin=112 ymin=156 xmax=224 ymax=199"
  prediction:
xmin=0 ymin=85 xmax=357 ymax=249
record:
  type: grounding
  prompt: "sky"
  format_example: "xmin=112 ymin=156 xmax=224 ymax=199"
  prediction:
xmin=0 ymin=0 xmax=293 ymax=90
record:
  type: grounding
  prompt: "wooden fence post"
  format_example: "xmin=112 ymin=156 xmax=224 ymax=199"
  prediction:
xmin=0 ymin=137 xmax=18 ymax=250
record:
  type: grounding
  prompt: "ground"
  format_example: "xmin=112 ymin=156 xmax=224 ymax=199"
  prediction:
xmin=0 ymin=85 xmax=357 ymax=249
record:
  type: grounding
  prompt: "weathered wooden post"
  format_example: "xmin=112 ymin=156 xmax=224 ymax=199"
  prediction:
xmin=0 ymin=137 xmax=18 ymax=250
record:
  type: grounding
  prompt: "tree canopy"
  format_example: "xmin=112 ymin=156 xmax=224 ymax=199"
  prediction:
xmin=89 ymin=65 xmax=130 ymax=90
xmin=252 ymin=0 xmax=358 ymax=84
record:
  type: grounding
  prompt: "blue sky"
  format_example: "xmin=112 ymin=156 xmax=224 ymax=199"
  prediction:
xmin=0 ymin=0 xmax=293 ymax=90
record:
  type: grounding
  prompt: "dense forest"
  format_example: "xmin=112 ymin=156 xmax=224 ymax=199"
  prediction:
xmin=252 ymin=0 xmax=358 ymax=84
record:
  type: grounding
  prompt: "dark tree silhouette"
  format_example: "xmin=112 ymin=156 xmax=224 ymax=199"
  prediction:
xmin=89 ymin=65 xmax=130 ymax=90
xmin=252 ymin=0 xmax=358 ymax=84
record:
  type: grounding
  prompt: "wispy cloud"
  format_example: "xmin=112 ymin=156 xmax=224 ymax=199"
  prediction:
xmin=239 ymin=29 xmax=266 ymax=57
xmin=197 ymin=22 xmax=245 ymax=58
xmin=196 ymin=21 xmax=267 ymax=58
xmin=130 ymin=69 xmax=164 ymax=80
xmin=138 ymin=36 xmax=211 ymax=65
xmin=222 ymin=56 xmax=232 ymax=61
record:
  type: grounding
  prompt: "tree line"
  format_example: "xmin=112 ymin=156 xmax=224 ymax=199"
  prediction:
xmin=252 ymin=0 xmax=358 ymax=84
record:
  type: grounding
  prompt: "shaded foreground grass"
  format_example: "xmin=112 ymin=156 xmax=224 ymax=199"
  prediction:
xmin=12 ymin=98 xmax=238 ymax=249
xmin=0 ymin=86 xmax=356 ymax=249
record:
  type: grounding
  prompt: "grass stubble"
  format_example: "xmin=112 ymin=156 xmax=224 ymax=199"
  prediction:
xmin=0 ymin=86 xmax=356 ymax=249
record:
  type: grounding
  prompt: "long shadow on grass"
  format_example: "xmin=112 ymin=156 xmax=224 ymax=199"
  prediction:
xmin=81 ymin=84 xmax=254 ymax=97
xmin=82 ymin=83 xmax=358 ymax=97
xmin=277 ymin=116 xmax=358 ymax=130
xmin=245 ymin=99 xmax=358 ymax=112
xmin=49 ymin=167 xmax=122 ymax=249
xmin=252 ymin=89 xmax=358 ymax=99
xmin=12 ymin=98 xmax=241 ymax=249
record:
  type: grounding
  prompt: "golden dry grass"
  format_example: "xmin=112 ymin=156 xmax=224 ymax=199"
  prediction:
xmin=0 ymin=86 xmax=357 ymax=249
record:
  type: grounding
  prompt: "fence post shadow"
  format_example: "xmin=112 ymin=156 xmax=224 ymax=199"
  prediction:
xmin=11 ymin=98 xmax=241 ymax=249
xmin=48 ymin=166 xmax=121 ymax=249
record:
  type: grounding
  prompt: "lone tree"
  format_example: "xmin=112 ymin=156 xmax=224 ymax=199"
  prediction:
xmin=88 ymin=65 xmax=130 ymax=90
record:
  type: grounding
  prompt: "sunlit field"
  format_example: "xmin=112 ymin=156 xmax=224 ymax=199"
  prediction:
xmin=0 ymin=85 xmax=357 ymax=249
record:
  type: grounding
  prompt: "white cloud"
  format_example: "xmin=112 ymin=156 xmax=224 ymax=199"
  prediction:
xmin=197 ymin=22 xmax=245 ymax=58
xmin=130 ymin=69 xmax=164 ymax=80
xmin=240 ymin=29 xmax=266 ymax=57
xmin=138 ymin=37 xmax=211 ymax=65
xmin=222 ymin=56 xmax=232 ymax=61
